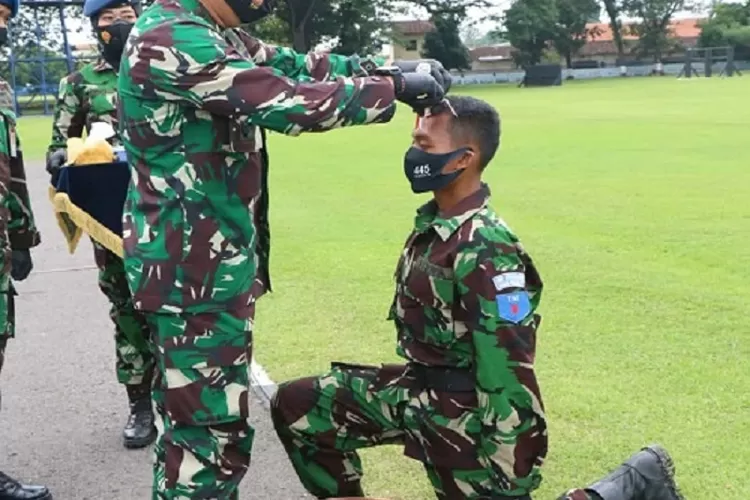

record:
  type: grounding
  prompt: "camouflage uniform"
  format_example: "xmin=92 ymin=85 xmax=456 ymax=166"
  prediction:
xmin=117 ymin=0 xmax=397 ymax=496
xmin=47 ymin=59 xmax=155 ymax=398
xmin=272 ymin=184 xmax=548 ymax=499
xmin=0 ymin=79 xmax=41 ymax=375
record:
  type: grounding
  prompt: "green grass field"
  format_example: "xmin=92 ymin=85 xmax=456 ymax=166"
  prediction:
xmin=18 ymin=77 xmax=750 ymax=499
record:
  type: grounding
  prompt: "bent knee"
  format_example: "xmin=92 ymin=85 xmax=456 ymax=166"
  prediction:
xmin=271 ymin=376 xmax=320 ymax=427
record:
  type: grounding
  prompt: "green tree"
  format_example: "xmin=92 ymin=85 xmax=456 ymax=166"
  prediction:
xmin=245 ymin=0 xmax=394 ymax=55
xmin=404 ymin=0 xmax=492 ymax=17
xmin=502 ymin=0 xmax=558 ymax=67
xmin=329 ymin=0 xmax=393 ymax=56
xmin=601 ymin=0 xmax=626 ymax=58
xmin=1 ymin=5 xmax=85 ymax=89
xmin=552 ymin=0 xmax=602 ymax=67
xmin=698 ymin=1 xmax=750 ymax=60
xmin=421 ymin=15 xmax=471 ymax=70
xmin=623 ymin=0 xmax=687 ymax=61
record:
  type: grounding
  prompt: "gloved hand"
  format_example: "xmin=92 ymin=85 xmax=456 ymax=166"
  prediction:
xmin=379 ymin=69 xmax=445 ymax=115
xmin=46 ymin=149 xmax=67 ymax=176
xmin=10 ymin=249 xmax=32 ymax=281
xmin=393 ymin=59 xmax=452 ymax=94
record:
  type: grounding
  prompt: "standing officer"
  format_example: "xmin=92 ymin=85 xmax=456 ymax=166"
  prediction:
xmin=45 ymin=0 xmax=156 ymax=450
xmin=0 ymin=0 xmax=49 ymax=498
xmin=117 ymin=0 xmax=447 ymax=497
xmin=271 ymin=95 xmax=547 ymax=499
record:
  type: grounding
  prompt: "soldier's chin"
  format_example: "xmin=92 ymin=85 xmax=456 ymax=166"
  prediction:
xmin=197 ymin=0 xmax=241 ymax=28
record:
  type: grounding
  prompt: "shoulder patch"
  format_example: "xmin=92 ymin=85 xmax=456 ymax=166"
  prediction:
xmin=492 ymin=271 xmax=525 ymax=291
xmin=495 ymin=291 xmax=531 ymax=324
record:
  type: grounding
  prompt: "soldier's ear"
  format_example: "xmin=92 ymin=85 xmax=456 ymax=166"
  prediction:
xmin=458 ymin=148 xmax=476 ymax=171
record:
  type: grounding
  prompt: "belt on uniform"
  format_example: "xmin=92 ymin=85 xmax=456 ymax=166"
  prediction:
xmin=407 ymin=363 xmax=475 ymax=392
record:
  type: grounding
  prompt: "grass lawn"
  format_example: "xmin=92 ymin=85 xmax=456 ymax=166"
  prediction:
xmin=18 ymin=76 xmax=750 ymax=499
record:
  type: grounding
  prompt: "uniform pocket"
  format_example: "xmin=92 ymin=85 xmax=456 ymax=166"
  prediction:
xmin=152 ymin=313 xmax=251 ymax=427
xmin=404 ymin=388 xmax=483 ymax=470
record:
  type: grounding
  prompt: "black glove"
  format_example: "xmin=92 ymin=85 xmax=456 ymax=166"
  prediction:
xmin=10 ymin=249 xmax=32 ymax=282
xmin=377 ymin=68 xmax=445 ymax=115
xmin=46 ymin=149 xmax=67 ymax=175
xmin=393 ymin=59 xmax=453 ymax=94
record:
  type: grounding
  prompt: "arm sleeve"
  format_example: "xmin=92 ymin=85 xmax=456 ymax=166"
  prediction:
xmin=47 ymin=75 xmax=86 ymax=160
xmin=130 ymin=22 xmax=396 ymax=136
xmin=2 ymin=118 xmax=40 ymax=249
xmin=232 ymin=29 xmax=386 ymax=81
xmin=454 ymin=240 xmax=546 ymax=483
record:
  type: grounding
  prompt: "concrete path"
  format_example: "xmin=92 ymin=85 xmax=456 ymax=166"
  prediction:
xmin=0 ymin=162 xmax=310 ymax=499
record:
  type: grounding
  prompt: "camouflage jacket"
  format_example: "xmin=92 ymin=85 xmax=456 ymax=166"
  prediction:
xmin=118 ymin=0 xmax=396 ymax=314
xmin=0 ymin=80 xmax=41 ymax=284
xmin=47 ymin=58 xmax=121 ymax=160
xmin=390 ymin=184 xmax=547 ymax=490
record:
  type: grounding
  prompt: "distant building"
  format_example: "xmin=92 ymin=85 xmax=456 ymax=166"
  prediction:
xmin=390 ymin=20 xmax=515 ymax=72
xmin=579 ymin=18 xmax=703 ymax=64
xmin=468 ymin=44 xmax=514 ymax=72
xmin=390 ymin=20 xmax=434 ymax=60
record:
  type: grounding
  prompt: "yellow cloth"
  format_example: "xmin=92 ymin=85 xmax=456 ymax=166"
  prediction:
xmin=48 ymin=137 xmax=123 ymax=256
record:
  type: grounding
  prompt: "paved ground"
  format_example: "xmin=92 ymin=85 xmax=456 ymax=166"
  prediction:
xmin=0 ymin=162 xmax=310 ymax=499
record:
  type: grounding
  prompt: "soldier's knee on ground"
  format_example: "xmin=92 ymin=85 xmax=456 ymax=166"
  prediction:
xmin=270 ymin=378 xmax=316 ymax=430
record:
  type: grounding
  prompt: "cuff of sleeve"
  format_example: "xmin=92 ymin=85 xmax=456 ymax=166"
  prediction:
xmin=10 ymin=230 xmax=41 ymax=250
xmin=350 ymin=56 xmax=381 ymax=76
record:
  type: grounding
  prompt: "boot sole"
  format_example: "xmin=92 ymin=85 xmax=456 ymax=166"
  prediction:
xmin=123 ymin=426 xmax=157 ymax=449
xmin=642 ymin=444 xmax=684 ymax=500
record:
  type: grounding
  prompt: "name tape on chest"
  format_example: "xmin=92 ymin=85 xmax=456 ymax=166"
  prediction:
xmin=492 ymin=271 xmax=525 ymax=292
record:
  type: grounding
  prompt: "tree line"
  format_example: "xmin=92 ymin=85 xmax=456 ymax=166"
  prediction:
xmin=1 ymin=0 xmax=749 ymax=91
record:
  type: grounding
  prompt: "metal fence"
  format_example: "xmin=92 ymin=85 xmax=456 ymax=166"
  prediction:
xmin=452 ymin=60 xmax=750 ymax=86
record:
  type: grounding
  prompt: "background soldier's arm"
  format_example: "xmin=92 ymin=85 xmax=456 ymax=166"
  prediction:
xmin=454 ymin=239 xmax=546 ymax=490
xmin=8 ymin=127 xmax=40 ymax=250
xmin=232 ymin=29 xmax=385 ymax=80
xmin=47 ymin=75 xmax=86 ymax=160
xmin=129 ymin=23 xmax=396 ymax=136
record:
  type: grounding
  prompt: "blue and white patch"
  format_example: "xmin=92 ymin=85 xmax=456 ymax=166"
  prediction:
xmin=495 ymin=291 xmax=531 ymax=324
xmin=492 ymin=272 xmax=525 ymax=291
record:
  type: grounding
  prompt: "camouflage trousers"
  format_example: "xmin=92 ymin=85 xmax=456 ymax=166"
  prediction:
xmin=92 ymin=241 xmax=154 ymax=387
xmin=145 ymin=310 xmax=254 ymax=500
xmin=271 ymin=363 xmax=540 ymax=500
xmin=0 ymin=275 xmax=16 ymax=377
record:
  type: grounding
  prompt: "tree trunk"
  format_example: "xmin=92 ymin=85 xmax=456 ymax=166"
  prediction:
xmin=565 ymin=52 xmax=572 ymax=68
xmin=292 ymin=30 xmax=307 ymax=52
xmin=288 ymin=0 xmax=317 ymax=53
xmin=602 ymin=0 xmax=625 ymax=58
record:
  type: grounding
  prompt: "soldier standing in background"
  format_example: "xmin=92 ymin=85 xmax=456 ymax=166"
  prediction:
xmin=44 ymin=0 xmax=157 ymax=450
xmin=0 ymin=0 xmax=50 ymax=497
xmin=117 ymin=0 xmax=448 ymax=496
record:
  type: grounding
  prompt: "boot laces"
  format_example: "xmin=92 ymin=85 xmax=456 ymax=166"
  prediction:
xmin=127 ymin=402 xmax=153 ymax=428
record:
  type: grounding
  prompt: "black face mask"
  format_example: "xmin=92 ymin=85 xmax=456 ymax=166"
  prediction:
xmin=403 ymin=146 xmax=469 ymax=194
xmin=0 ymin=28 xmax=7 ymax=48
xmin=96 ymin=20 xmax=134 ymax=70
xmin=226 ymin=0 xmax=276 ymax=24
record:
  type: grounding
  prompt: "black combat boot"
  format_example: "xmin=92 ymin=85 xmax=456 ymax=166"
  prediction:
xmin=123 ymin=384 xmax=157 ymax=449
xmin=0 ymin=471 xmax=52 ymax=500
xmin=586 ymin=444 xmax=683 ymax=500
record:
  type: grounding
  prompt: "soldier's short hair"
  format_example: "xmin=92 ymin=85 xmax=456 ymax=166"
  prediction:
xmin=445 ymin=95 xmax=500 ymax=171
